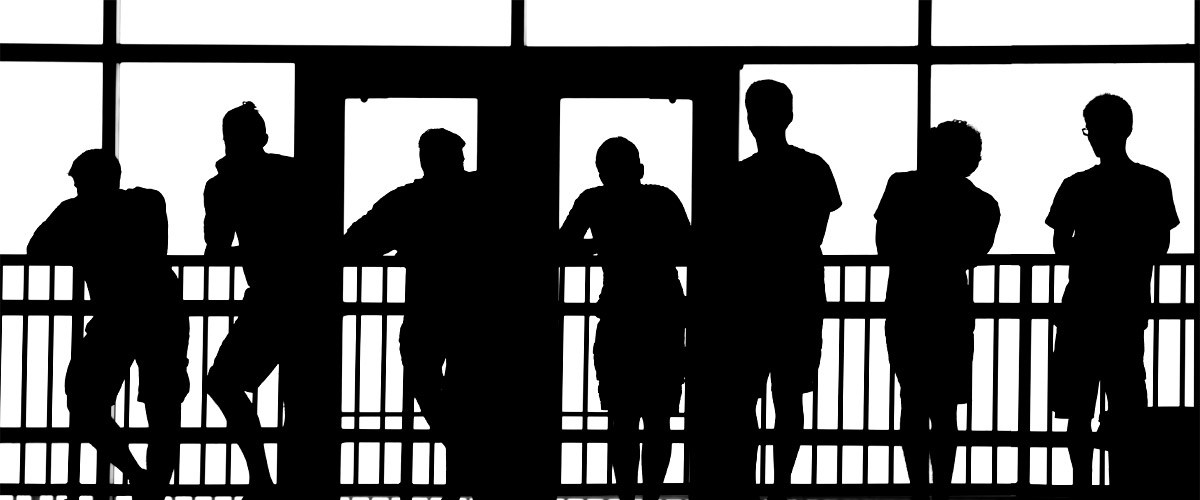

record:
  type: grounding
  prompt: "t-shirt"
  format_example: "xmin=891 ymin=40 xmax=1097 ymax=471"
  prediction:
xmin=560 ymin=183 xmax=689 ymax=310
xmin=1045 ymin=162 xmax=1179 ymax=319
xmin=343 ymin=170 xmax=493 ymax=310
xmin=713 ymin=145 xmax=841 ymax=307
xmin=27 ymin=187 xmax=182 ymax=311
xmin=874 ymin=170 xmax=1000 ymax=318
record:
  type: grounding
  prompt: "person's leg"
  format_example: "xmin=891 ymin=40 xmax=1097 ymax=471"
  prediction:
xmin=770 ymin=376 xmax=803 ymax=500
xmin=206 ymin=314 xmax=277 ymax=487
xmin=609 ymin=412 xmax=640 ymax=500
xmin=138 ymin=401 xmax=181 ymax=500
xmin=928 ymin=403 xmax=959 ymax=500
xmin=900 ymin=393 xmax=931 ymax=500
xmin=641 ymin=414 xmax=672 ymax=500
xmin=65 ymin=327 xmax=148 ymax=483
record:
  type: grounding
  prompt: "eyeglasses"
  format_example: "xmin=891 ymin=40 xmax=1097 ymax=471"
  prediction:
xmin=1081 ymin=127 xmax=1089 ymax=136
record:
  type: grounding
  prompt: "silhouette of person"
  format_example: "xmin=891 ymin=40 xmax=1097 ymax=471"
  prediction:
xmin=1046 ymin=94 xmax=1178 ymax=493
xmin=559 ymin=137 xmax=689 ymax=500
xmin=203 ymin=101 xmax=314 ymax=495
xmin=28 ymin=149 xmax=189 ymax=500
xmin=343 ymin=128 xmax=491 ymax=498
xmin=875 ymin=120 xmax=1000 ymax=500
xmin=707 ymin=79 xmax=840 ymax=499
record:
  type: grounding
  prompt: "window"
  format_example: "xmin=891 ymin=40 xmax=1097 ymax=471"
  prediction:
xmin=0 ymin=0 xmax=102 ymax=44
xmin=120 ymin=0 xmax=510 ymax=46
xmin=933 ymin=0 xmax=1195 ymax=46
xmin=0 ymin=62 xmax=102 ymax=254
xmin=528 ymin=0 xmax=917 ymax=46
xmin=118 ymin=63 xmax=296 ymax=255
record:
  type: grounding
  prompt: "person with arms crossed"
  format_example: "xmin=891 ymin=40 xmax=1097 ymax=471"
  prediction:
xmin=1046 ymin=94 xmax=1178 ymax=496
xmin=875 ymin=120 xmax=1000 ymax=500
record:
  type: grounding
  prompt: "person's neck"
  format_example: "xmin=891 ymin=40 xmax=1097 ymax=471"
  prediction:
xmin=1099 ymin=150 xmax=1132 ymax=167
xmin=754 ymin=135 xmax=790 ymax=155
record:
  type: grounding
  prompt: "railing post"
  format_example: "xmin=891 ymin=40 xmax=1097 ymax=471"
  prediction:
xmin=1017 ymin=263 xmax=1033 ymax=490
xmin=66 ymin=265 xmax=85 ymax=500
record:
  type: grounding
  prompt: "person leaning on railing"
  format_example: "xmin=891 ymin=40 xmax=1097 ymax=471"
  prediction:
xmin=27 ymin=149 xmax=190 ymax=500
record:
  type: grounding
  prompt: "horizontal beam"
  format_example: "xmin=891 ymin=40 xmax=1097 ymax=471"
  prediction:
xmin=2 ymin=300 xmax=1195 ymax=321
xmin=2 ymin=252 xmax=1197 ymax=268
xmin=0 ymin=482 xmax=1123 ymax=498
xmin=0 ymin=426 xmax=1123 ymax=449
xmin=2 ymin=43 xmax=1195 ymax=65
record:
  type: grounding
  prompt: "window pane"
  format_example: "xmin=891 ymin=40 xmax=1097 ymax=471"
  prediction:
xmin=933 ymin=0 xmax=1195 ymax=46
xmin=739 ymin=65 xmax=918 ymax=256
xmin=560 ymin=99 xmax=693 ymax=226
xmin=121 ymin=0 xmax=510 ymax=46
xmin=0 ymin=0 xmax=102 ymax=44
xmin=118 ymin=63 xmax=296 ymax=255
xmin=932 ymin=64 xmax=1194 ymax=254
xmin=528 ymin=0 xmax=917 ymax=47
xmin=0 ymin=62 xmax=102 ymax=254
xmin=343 ymin=98 xmax=478 ymax=233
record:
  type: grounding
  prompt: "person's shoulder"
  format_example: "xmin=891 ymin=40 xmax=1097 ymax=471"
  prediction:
xmin=963 ymin=178 xmax=1000 ymax=211
xmin=792 ymin=146 xmax=828 ymax=165
xmin=124 ymin=186 xmax=166 ymax=205
xmin=1131 ymin=162 xmax=1172 ymax=185
xmin=885 ymin=170 xmax=920 ymax=188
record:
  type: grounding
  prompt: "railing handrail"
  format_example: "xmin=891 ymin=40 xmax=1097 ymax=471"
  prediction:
xmin=3 ymin=252 xmax=1196 ymax=267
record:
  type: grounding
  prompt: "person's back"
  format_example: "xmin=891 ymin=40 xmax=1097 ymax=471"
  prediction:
xmin=32 ymin=186 xmax=180 ymax=307
xmin=878 ymin=169 xmax=999 ymax=312
xmin=577 ymin=183 xmax=686 ymax=306
xmin=727 ymin=145 xmax=838 ymax=307
xmin=1051 ymin=162 xmax=1176 ymax=319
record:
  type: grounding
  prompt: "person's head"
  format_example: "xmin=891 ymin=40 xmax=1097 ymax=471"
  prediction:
xmin=745 ymin=79 xmax=793 ymax=141
xmin=68 ymin=149 xmax=121 ymax=198
xmin=222 ymin=101 xmax=268 ymax=156
xmin=418 ymin=128 xmax=466 ymax=178
xmin=1083 ymin=93 xmax=1133 ymax=161
xmin=930 ymin=119 xmax=982 ymax=177
xmin=595 ymin=136 xmax=644 ymax=187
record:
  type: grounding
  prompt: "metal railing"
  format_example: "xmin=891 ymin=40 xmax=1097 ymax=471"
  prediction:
xmin=1 ymin=253 xmax=1195 ymax=499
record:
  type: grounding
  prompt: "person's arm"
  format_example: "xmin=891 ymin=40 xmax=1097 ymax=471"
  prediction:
xmin=203 ymin=176 xmax=236 ymax=257
xmin=817 ymin=156 xmax=842 ymax=248
xmin=873 ymin=174 xmax=900 ymax=257
xmin=1045 ymin=178 xmax=1074 ymax=257
xmin=344 ymin=188 xmax=405 ymax=257
xmin=559 ymin=190 xmax=594 ymax=258
xmin=27 ymin=201 xmax=75 ymax=257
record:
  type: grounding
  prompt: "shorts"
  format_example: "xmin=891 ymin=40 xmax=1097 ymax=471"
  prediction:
xmin=208 ymin=288 xmax=294 ymax=394
xmin=885 ymin=317 xmax=973 ymax=406
xmin=594 ymin=315 xmax=685 ymax=415
xmin=65 ymin=313 xmax=190 ymax=409
xmin=1049 ymin=324 xmax=1147 ymax=420
xmin=752 ymin=314 xmax=824 ymax=400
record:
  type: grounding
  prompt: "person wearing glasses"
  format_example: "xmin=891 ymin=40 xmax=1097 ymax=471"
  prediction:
xmin=1046 ymin=94 xmax=1178 ymax=494
xmin=28 ymin=149 xmax=189 ymax=500
xmin=875 ymin=120 xmax=1000 ymax=500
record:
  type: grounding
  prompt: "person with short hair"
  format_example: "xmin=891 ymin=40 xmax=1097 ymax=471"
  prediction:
xmin=702 ymin=79 xmax=840 ymax=500
xmin=1046 ymin=93 xmax=1178 ymax=493
xmin=875 ymin=120 xmax=1000 ymax=500
xmin=29 ymin=149 xmax=189 ymax=500
xmin=344 ymin=128 xmax=494 ymax=499
xmin=560 ymin=136 xmax=690 ymax=500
